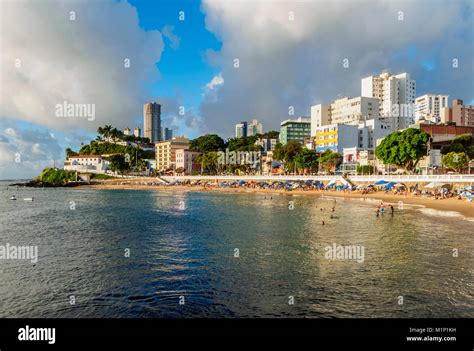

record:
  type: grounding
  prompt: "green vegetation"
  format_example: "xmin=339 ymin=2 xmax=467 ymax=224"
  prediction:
xmin=226 ymin=135 xmax=262 ymax=152
xmin=107 ymin=154 xmax=129 ymax=175
xmin=273 ymin=142 xmax=301 ymax=162
xmin=375 ymin=128 xmax=430 ymax=173
xmin=61 ymin=124 xmax=154 ymax=177
xmin=294 ymin=148 xmax=319 ymax=173
xmin=442 ymin=152 xmax=470 ymax=173
xmin=261 ymin=130 xmax=279 ymax=139
xmin=66 ymin=147 xmax=78 ymax=158
xmin=318 ymin=150 xmax=342 ymax=173
xmin=440 ymin=134 xmax=474 ymax=159
xmin=189 ymin=134 xmax=225 ymax=153
xmin=356 ymin=165 xmax=374 ymax=175
xmin=196 ymin=152 xmax=219 ymax=175
xmin=37 ymin=168 xmax=76 ymax=186
xmin=97 ymin=125 xmax=150 ymax=144
xmin=90 ymin=173 xmax=114 ymax=180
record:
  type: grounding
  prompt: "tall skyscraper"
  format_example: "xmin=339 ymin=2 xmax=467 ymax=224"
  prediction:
xmin=248 ymin=119 xmax=263 ymax=136
xmin=415 ymin=94 xmax=449 ymax=123
xmin=164 ymin=128 xmax=173 ymax=140
xmin=143 ymin=102 xmax=161 ymax=143
xmin=235 ymin=121 xmax=248 ymax=137
xmin=361 ymin=71 xmax=416 ymax=130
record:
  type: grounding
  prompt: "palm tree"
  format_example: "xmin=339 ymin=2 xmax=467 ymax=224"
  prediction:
xmin=103 ymin=125 xmax=113 ymax=141
xmin=110 ymin=128 xmax=121 ymax=143
xmin=97 ymin=126 xmax=104 ymax=140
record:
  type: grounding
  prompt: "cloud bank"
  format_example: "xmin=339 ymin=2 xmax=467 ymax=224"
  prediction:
xmin=0 ymin=0 xmax=164 ymax=131
xmin=200 ymin=0 xmax=473 ymax=136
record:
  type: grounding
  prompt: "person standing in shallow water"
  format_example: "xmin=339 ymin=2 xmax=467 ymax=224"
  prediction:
xmin=390 ymin=205 xmax=394 ymax=215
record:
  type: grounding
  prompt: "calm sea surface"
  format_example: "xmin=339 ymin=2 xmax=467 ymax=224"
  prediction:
xmin=0 ymin=181 xmax=473 ymax=318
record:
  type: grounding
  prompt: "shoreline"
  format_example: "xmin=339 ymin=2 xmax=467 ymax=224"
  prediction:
xmin=73 ymin=180 xmax=474 ymax=219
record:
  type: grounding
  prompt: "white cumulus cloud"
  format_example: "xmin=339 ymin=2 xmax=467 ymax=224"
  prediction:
xmin=0 ymin=0 xmax=164 ymax=132
xmin=200 ymin=0 xmax=473 ymax=137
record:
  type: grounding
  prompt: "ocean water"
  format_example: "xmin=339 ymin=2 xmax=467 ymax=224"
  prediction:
xmin=0 ymin=181 xmax=473 ymax=318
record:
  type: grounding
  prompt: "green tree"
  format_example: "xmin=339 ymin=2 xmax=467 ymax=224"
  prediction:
xmin=375 ymin=128 xmax=430 ymax=173
xmin=196 ymin=152 xmax=220 ymax=175
xmin=440 ymin=134 xmax=474 ymax=158
xmin=356 ymin=165 xmax=374 ymax=175
xmin=272 ymin=142 xmax=302 ymax=172
xmin=442 ymin=152 xmax=470 ymax=173
xmin=318 ymin=150 xmax=341 ymax=173
xmin=263 ymin=130 xmax=279 ymax=139
xmin=226 ymin=135 xmax=260 ymax=152
xmin=294 ymin=148 xmax=319 ymax=174
xmin=65 ymin=147 xmax=78 ymax=159
xmin=97 ymin=126 xmax=104 ymax=140
xmin=190 ymin=134 xmax=225 ymax=152
xmin=103 ymin=125 xmax=113 ymax=140
xmin=38 ymin=168 xmax=76 ymax=186
xmin=108 ymin=155 xmax=129 ymax=175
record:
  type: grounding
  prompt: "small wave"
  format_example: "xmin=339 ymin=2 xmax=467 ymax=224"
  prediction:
xmin=416 ymin=207 xmax=469 ymax=221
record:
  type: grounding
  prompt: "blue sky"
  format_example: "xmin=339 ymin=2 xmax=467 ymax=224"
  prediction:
xmin=1 ymin=0 xmax=473 ymax=180
xmin=129 ymin=0 xmax=221 ymax=112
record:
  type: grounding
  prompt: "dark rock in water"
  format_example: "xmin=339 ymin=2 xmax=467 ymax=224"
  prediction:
xmin=9 ymin=180 xmax=39 ymax=187
xmin=9 ymin=180 xmax=91 ymax=188
xmin=64 ymin=181 xmax=92 ymax=187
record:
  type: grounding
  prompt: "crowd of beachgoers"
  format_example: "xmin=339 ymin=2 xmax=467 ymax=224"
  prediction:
xmin=131 ymin=179 xmax=474 ymax=202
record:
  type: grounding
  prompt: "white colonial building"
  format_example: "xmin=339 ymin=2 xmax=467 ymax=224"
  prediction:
xmin=64 ymin=155 xmax=109 ymax=174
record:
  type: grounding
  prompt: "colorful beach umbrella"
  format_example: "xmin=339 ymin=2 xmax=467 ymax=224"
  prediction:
xmin=375 ymin=180 xmax=388 ymax=185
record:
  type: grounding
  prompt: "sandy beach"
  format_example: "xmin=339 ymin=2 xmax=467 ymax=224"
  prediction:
xmin=76 ymin=179 xmax=474 ymax=219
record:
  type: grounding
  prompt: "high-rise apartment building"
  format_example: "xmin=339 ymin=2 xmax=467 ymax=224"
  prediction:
xmin=414 ymin=94 xmax=449 ymax=123
xmin=314 ymin=119 xmax=391 ymax=153
xmin=235 ymin=121 xmax=248 ymax=138
xmin=143 ymin=102 xmax=161 ymax=143
xmin=247 ymin=119 xmax=263 ymax=136
xmin=279 ymin=116 xmax=311 ymax=145
xmin=361 ymin=71 xmax=416 ymax=130
xmin=164 ymin=128 xmax=173 ymax=141
xmin=441 ymin=99 xmax=474 ymax=127
xmin=310 ymin=96 xmax=379 ymax=136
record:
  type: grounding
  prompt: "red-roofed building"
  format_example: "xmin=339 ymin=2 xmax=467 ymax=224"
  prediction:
xmin=64 ymin=155 xmax=109 ymax=173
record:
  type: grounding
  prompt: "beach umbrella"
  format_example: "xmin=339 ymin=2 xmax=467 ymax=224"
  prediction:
xmin=384 ymin=182 xmax=396 ymax=189
xmin=375 ymin=180 xmax=388 ymax=185
xmin=425 ymin=182 xmax=448 ymax=189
